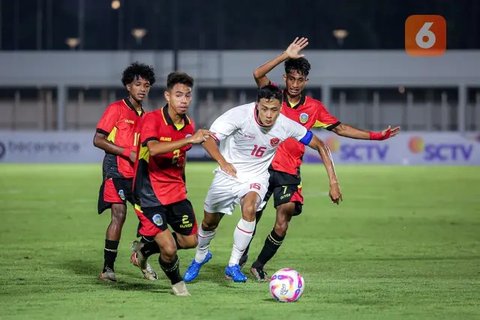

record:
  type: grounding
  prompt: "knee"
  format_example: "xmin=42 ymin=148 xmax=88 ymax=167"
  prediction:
xmin=111 ymin=205 xmax=126 ymax=224
xmin=159 ymin=243 xmax=177 ymax=260
xmin=202 ymin=219 xmax=218 ymax=231
xmin=177 ymin=234 xmax=198 ymax=249
xmin=274 ymin=221 xmax=288 ymax=237
xmin=241 ymin=204 xmax=257 ymax=221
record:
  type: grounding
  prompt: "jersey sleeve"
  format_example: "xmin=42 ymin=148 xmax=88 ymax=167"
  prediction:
xmin=209 ymin=108 xmax=241 ymax=142
xmin=96 ymin=103 xmax=120 ymax=135
xmin=285 ymin=116 xmax=309 ymax=144
xmin=140 ymin=112 xmax=159 ymax=146
xmin=313 ymin=101 xmax=341 ymax=130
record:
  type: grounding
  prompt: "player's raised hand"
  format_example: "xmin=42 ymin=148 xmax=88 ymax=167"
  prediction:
xmin=369 ymin=125 xmax=400 ymax=140
xmin=382 ymin=125 xmax=400 ymax=139
xmin=189 ymin=129 xmax=213 ymax=144
xmin=329 ymin=182 xmax=342 ymax=205
xmin=285 ymin=37 xmax=309 ymax=59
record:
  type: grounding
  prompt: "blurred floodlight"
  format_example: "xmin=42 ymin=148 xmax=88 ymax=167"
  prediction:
xmin=65 ymin=37 xmax=80 ymax=50
xmin=111 ymin=0 xmax=121 ymax=10
xmin=333 ymin=29 xmax=349 ymax=46
xmin=131 ymin=28 xmax=147 ymax=45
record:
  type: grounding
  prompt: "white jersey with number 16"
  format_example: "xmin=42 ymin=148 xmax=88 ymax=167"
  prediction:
xmin=210 ymin=102 xmax=308 ymax=182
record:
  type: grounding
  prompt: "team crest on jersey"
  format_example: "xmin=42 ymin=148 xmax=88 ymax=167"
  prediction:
xmin=299 ymin=113 xmax=309 ymax=124
xmin=152 ymin=214 xmax=164 ymax=226
xmin=270 ymin=137 xmax=280 ymax=147
xmin=118 ymin=189 xmax=126 ymax=201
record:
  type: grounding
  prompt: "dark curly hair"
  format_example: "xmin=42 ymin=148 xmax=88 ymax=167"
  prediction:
xmin=121 ymin=62 xmax=156 ymax=86
xmin=166 ymin=72 xmax=194 ymax=89
xmin=257 ymin=84 xmax=283 ymax=102
xmin=284 ymin=57 xmax=311 ymax=77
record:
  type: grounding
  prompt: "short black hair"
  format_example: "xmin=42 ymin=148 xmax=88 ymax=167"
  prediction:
xmin=166 ymin=72 xmax=194 ymax=89
xmin=284 ymin=57 xmax=311 ymax=77
xmin=121 ymin=62 xmax=156 ymax=86
xmin=257 ymin=84 xmax=283 ymax=102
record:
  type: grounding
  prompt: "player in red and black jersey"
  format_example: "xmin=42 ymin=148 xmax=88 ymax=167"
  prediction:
xmin=243 ymin=37 xmax=401 ymax=281
xmin=131 ymin=72 xmax=210 ymax=296
xmin=94 ymin=62 xmax=155 ymax=282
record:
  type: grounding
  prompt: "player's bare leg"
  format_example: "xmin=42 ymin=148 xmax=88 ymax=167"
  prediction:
xmin=155 ymin=230 xmax=190 ymax=296
xmin=175 ymin=233 xmax=198 ymax=250
xmin=99 ymin=203 xmax=126 ymax=282
xmin=250 ymin=202 xmax=294 ymax=281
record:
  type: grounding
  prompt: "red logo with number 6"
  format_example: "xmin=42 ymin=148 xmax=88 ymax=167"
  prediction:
xmin=405 ymin=15 xmax=446 ymax=56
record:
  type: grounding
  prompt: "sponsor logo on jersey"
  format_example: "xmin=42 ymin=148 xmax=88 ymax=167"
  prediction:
xmin=299 ymin=113 xmax=309 ymax=124
xmin=152 ymin=214 xmax=164 ymax=226
xmin=124 ymin=119 xmax=135 ymax=124
xmin=242 ymin=133 xmax=256 ymax=140
xmin=160 ymin=137 xmax=172 ymax=141
xmin=270 ymin=137 xmax=280 ymax=147
xmin=179 ymin=214 xmax=193 ymax=228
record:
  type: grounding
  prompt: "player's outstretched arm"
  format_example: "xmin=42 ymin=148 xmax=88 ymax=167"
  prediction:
xmin=253 ymin=37 xmax=309 ymax=88
xmin=201 ymin=136 xmax=237 ymax=178
xmin=93 ymin=132 xmax=136 ymax=162
xmin=332 ymin=123 xmax=400 ymax=141
xmin=307 ymin=135 xmax=342 ymax=204
xmin=147 ymin=129 xmax=212 ymax=156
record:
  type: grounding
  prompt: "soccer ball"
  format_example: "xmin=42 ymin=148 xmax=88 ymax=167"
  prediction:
xmin=269 ymin=268 xmax=305 ymax=302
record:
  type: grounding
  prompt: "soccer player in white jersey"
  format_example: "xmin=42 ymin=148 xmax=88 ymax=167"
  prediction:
xmin=184 ymin=85 xmax=342 ymax=282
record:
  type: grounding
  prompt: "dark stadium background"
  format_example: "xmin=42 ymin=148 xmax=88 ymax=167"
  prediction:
xmin=0 ymin=0 xmax=479 ymax=51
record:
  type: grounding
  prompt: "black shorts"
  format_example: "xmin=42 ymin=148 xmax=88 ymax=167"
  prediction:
xmin=97 ymin=177 xmax=135 ymax=214
xmin=264 ymin=168 xmax=303 ymax=216
xmin=135 ymin=199 xmax=198 ymax=237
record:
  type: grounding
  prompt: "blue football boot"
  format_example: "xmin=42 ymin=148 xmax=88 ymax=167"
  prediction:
xmin=183 ymin=251 xmax=212 ymax=283
xmin=225 ymin=264 xmax=247 ymax=282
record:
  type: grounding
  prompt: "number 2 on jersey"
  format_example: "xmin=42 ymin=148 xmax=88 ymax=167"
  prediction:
xmin=172 ymin=149 xmax=180 ymax=164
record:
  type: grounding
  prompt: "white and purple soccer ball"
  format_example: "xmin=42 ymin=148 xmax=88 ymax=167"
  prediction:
xmin=269 ymin=268 xmax=305 ymax=302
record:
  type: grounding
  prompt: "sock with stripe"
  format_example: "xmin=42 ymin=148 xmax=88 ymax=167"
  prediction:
xmin=194 ymin=225 xmax=216 ymax=263
xmin=140 ymin=236 xmax=160 ymax=258
xmin=228 ymin=218 xmax=256 ymax=266
xmin=252 ymin=230 xmax=285 ymax=269
xmin=159 ymin=254 xmax=182 ymax=285
xmin=103 ymin=239 xmax=119 ymax=272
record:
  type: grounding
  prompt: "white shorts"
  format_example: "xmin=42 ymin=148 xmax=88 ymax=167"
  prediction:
xmin=204 ymin=170 xmax=269 ymax=215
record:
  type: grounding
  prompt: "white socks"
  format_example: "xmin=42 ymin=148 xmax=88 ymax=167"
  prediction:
xmin=228 ymin=218 xmax=256 ymax=266
xmin=195 ymin=225 xmax=216 ymax=263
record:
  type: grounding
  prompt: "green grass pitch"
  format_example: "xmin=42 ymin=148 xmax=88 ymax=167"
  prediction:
xmin=0 ymin=163 xmax=479 ymax=319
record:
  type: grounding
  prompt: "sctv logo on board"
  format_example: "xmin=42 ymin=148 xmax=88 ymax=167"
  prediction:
xmin=409 ymin=136 xmax=473 ymax=161
xmin=326 ymin=137 xmax=389 ymax=161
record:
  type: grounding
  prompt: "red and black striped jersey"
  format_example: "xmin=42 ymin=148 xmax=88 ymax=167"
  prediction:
xmin=96 ymin=99 xmax=144 ymax=179
xmin=271 ymin=92 xmax=340 ymax=175
xmin=134 ymin=106 xmax=195 ymax=207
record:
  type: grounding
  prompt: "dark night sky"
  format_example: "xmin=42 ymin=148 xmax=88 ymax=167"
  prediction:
xmin=0 ymin=0 xmax=479 ymax=50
